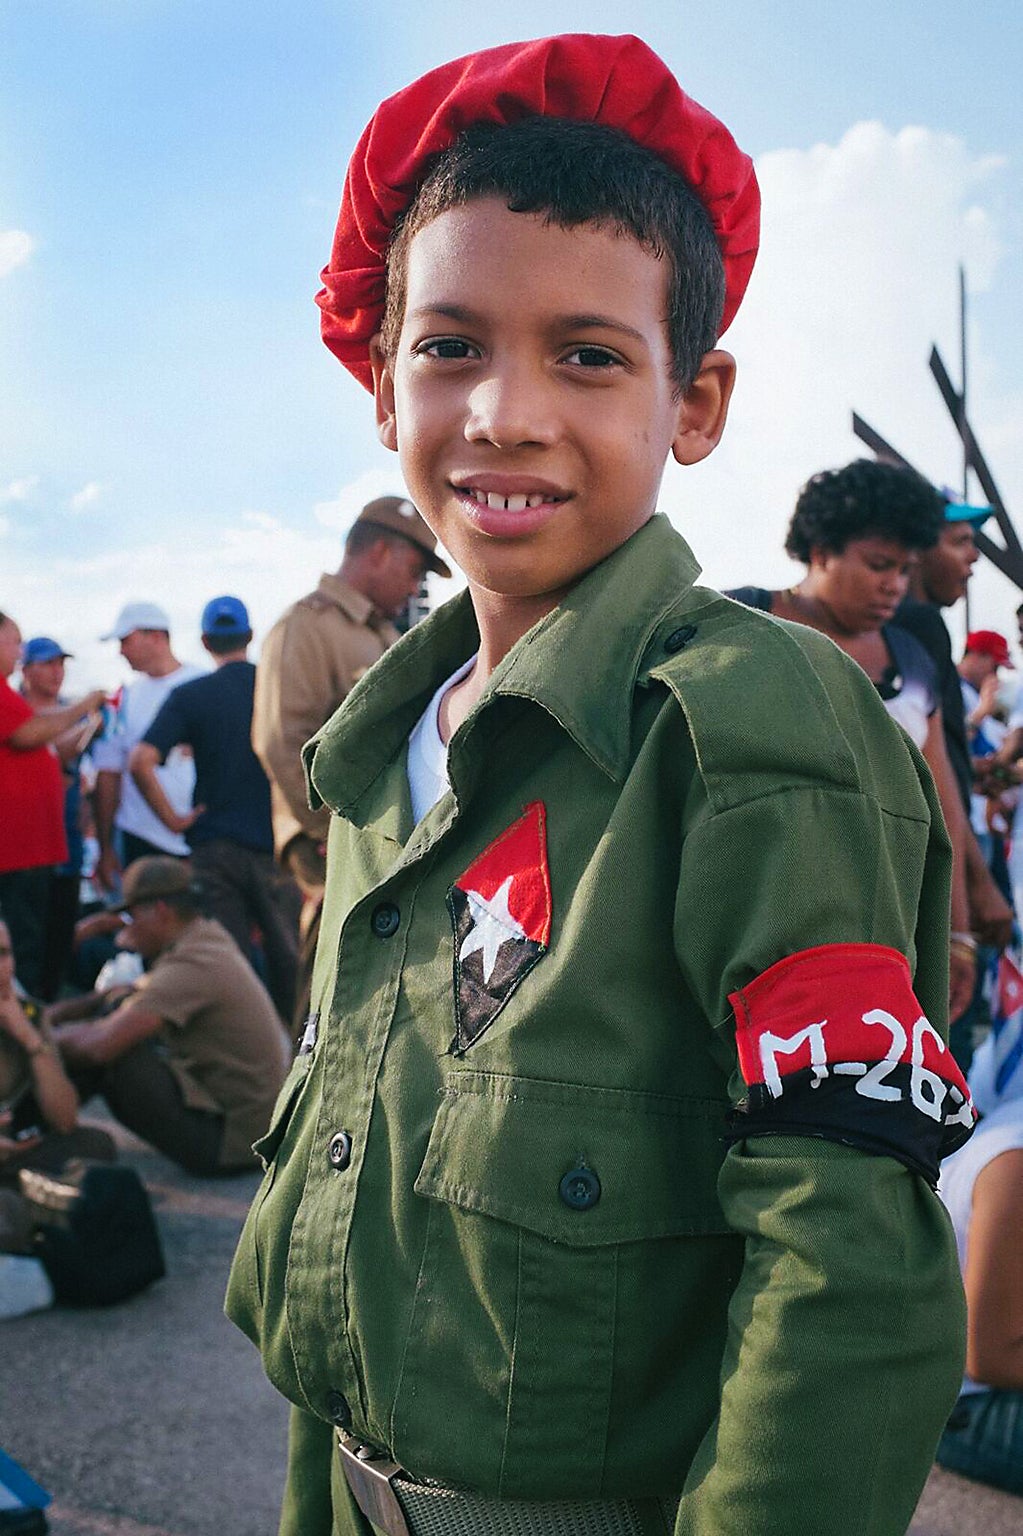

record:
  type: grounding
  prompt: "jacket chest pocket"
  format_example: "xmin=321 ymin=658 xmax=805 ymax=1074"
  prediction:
xmin=390 ymin=1070 xmax=734 ymax=1500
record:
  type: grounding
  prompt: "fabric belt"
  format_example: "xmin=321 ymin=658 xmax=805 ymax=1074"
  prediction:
xmin=337 ymin=1432 xmax=679 ymax=1536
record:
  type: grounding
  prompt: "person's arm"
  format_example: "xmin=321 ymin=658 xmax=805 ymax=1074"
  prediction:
xmin=252 ymin=616 xmax=337 ymax=836
xmin=672 ymin=764 xmax=966 ymax=1535
xmin=921 ymin=709 xmax=977 ymax=1018
xmin=43 ymin=988 xmax=109 ymax=1026
xmin=0 ymin=993 xmax=79 ymax=1134
xmin=129 ymin=741 xmax=203 ymax=835
xmin=6 ymin=689 xmax=106 ymax=749
xmin=988 ymin=723 xmax=1023 ymax=771
xmin=54 ymin=999 xmax=164 ymax=1068
xmin=962 ymin=1148 xmax=1023 ymax=1390
xmin=93 ymin=768 xmax=123 ymax=892
xmin=964 ymin=828 xmax=1015 ymax=949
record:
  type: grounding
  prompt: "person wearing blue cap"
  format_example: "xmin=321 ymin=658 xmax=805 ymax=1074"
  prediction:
xmin=896 ymin=494 xmax=1014 ymax=958
xmin=128 ymin=597 xmax=299 ymax=1027
xmin=20 ymin=638 xmax=89 ymax=1000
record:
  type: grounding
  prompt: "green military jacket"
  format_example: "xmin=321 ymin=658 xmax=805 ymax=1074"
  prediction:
xmin=227 ymin=515 xmax=965 ymax=1536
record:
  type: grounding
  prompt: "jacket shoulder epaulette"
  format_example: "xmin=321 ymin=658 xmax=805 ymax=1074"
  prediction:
xmin=646 ymin=587 xmax=929 ymax=822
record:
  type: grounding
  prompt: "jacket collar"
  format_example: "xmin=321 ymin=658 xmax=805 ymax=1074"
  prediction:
xmin=308 ymin=515 xmax=702 ymax=816
xmin=316 ymin=571 xmax=378 ymax=627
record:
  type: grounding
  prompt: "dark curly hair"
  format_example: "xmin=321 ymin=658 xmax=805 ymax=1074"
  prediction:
xmin=785 ymin=460 xmax=945 ymax=564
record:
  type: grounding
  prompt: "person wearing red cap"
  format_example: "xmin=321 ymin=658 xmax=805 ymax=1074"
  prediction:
xmin=227 ymin=35 xmax=969 ymax=1536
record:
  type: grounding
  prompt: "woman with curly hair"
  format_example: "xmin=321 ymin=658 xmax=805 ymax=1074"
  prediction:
xmin=730 ymin=458 xmax=975 ymax=1021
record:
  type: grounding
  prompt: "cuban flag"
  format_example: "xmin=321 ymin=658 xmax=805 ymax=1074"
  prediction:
xmin=447 ymin=801 xmax=552 ymax=1052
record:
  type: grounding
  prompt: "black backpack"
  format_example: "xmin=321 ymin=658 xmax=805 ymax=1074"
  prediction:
xmin=19 ymin=1164 xmax=166 ymax=1307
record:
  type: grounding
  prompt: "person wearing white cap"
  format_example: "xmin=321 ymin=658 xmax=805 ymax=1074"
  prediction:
xmin=92 ymin=602 xmax=204 ymax=893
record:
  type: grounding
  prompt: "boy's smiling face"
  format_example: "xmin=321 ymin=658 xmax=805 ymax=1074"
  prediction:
xmin=372 ymin=196 xmax=733 ymax=625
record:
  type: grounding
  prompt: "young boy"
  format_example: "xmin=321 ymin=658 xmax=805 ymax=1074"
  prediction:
xmin=227 ymin=34 xmax=974 ymax=1536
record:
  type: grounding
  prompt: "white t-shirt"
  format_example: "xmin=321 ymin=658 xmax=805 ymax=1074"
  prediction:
xmin=407 ymin=657 xmax=477 ymax=824
xmin=91 ymin=664 xmax=204 ymax=853
xmin=960 ymin=678 xmax=1008 ymax=839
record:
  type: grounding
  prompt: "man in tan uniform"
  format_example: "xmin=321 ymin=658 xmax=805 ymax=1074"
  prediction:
xmin=51 ymin=858 xmax=287 ymax=1175
xmin=252 ymin=496 xmax=450 ymax=1033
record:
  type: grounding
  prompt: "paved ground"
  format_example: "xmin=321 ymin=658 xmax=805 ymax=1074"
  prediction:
xmin=1 ymin=1112 xmax=1020 ymax=1535
xmin=1 ymin=1115 xmax=288 ymax=1534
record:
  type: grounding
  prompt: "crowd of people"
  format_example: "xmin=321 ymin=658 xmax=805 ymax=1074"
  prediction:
xmin=0 ymin=494 xmax=448 ymax=1246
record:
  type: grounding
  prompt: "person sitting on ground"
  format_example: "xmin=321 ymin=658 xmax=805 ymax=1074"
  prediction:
xmin=50 ymin=858 xmax=287 ymax=1177
xmin=0 ymin=915 xmax=115 ymax=1254
xmin=936 ymin=973 xmax=1023 ymax=1495
xmin=729 ymin=458 xmax=976 ymax=1023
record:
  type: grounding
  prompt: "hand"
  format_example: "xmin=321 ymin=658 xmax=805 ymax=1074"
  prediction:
xmin=168 ymin=803 xmax=205 ymax=835
xmin=73 ymin=909 xmax=123 ymax=948
xmin=970 ymin=880 xmax=1014 ymax=951
xmin=95 ymin=846 xmax=122 ymax=894
xmin=78 ymin=688 xmax=108 ymax=717
xmin=0 ymin=990 xmax=40 ymax=1053
xmin=0 ymin=1131 xmax=41 ymax=1162
xmin=977 ymin=673 xmax=1001 ymax=718
xmin=949 ymin=946 xmax=977 ymax=1024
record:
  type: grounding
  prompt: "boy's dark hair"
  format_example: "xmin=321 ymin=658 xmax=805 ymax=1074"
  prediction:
xmin=785 ymin=460 xmax=945 ymax=564
xmin=203 ymin=630 xmax=252 ymax=656
xmin=380 ymin=116 xmax=726 ymax=394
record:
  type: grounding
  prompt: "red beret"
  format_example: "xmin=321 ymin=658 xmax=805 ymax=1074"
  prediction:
xmin=317 ymin=33 xmax=760 ymax=391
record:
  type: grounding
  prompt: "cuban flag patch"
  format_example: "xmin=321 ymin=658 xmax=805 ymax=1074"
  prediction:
xmin=727 ymin=943 xmax=976 ymax=1186
xmin=447 ymin=801 xmax=552 ymax=1052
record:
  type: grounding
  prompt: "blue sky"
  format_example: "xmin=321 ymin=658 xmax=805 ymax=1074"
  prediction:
xmin=2 ymin=1 xmax=1021 ymax=685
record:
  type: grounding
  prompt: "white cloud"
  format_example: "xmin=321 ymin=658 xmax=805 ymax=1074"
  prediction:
xmin=665 ymin=119 xmax=1019 ymax=636
xmin=0 ymin=514 xmax=10 ymax=538
xmin=0 ymin=476 xmax=39 ymax=504
xmin=69 ymin=481 xmax=104 ymax=513
xmin=312 ymin=468 xmax=413 ymax=533
xmin=0 ymin=228 xmax=34 ymax=279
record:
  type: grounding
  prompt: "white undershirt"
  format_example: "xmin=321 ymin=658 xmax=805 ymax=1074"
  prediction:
xmin=407 ymin=656 xmax=478 ymax=823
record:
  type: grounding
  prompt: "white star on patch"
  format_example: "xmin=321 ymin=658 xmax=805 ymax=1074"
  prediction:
xmin=458 ymin=876 xmax=526 ymax=985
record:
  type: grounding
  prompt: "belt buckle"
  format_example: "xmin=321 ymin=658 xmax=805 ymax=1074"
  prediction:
xmin=337 ymin=1431 xmax=412 ymax=1536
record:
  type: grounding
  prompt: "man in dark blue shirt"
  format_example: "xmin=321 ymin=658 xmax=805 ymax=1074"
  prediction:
xmin=129 ymin=597 xmax=299 ymax=1025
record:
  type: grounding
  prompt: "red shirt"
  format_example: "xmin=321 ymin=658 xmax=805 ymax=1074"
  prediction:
xmin=0 ymin=676 xmax=68 ymax=873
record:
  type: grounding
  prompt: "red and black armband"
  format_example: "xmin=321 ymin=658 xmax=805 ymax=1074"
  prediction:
xmin=727 ymin=943 xmax=975 ymax=1186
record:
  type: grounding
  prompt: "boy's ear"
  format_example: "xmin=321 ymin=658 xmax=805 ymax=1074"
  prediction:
xmin=370 ymin=335 xmax=399 ymax=452
xmin=670 ymin=350 xmax=737 ymax=466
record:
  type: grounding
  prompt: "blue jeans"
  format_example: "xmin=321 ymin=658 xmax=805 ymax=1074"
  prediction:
xmin=936 ymin=1389 xmax=1023 ymax=1495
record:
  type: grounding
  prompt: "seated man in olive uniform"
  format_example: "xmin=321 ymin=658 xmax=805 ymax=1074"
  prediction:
xmin=227 ymin=33 xmax=975 ymax=1536
xmin=53 ymin=858 xmax=286 ymax=1176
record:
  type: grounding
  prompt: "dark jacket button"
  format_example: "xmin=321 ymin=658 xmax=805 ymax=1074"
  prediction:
xmin=328 ymin=1131 xmax=353 ymax=1171
xmin=326 ymin=1390 xmax=352 ymax=1428
xmin=559 ymin=1167 xmax=601 ymax=1210
xmin=665 ymin=624 xmax=698 ymax=654
xmin=370 ymin=902 xmax=400 ymax=938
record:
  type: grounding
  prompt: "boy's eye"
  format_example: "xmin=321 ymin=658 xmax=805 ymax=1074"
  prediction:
xmin=417 ymin=338 xmax=477 ymax=360
xmin=563 ymin=345 xmax=621 ymax=368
